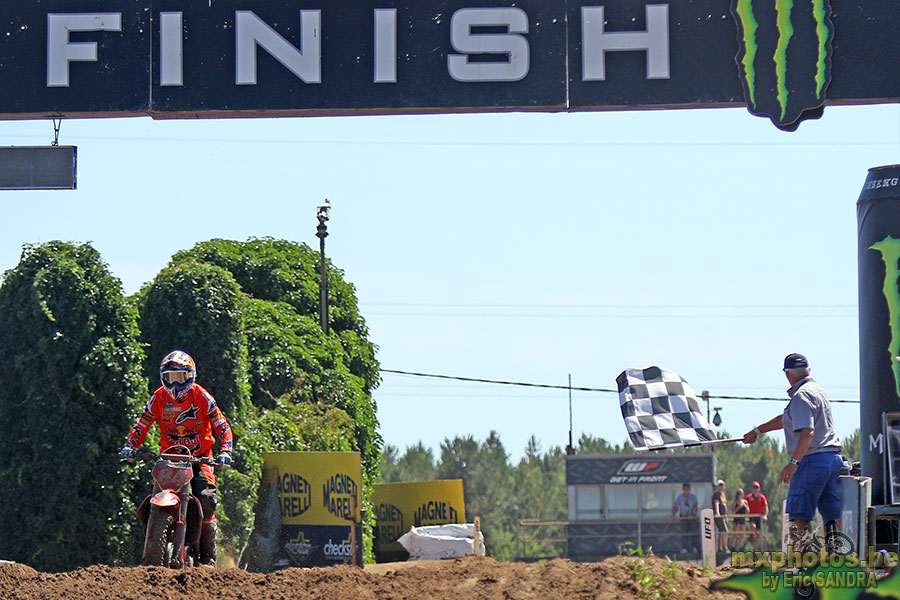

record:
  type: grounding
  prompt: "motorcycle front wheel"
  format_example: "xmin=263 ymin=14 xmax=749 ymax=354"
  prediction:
xmin=142 ymin=512 xmax=175 ymax=567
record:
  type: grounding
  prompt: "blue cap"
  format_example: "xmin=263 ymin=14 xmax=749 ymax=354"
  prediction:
xmin=783 ymin=353 xmax=809 ymax=369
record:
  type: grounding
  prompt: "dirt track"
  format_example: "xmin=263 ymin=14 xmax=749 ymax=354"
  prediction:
xmin=0 ymin=555 xmax=745 ymax=600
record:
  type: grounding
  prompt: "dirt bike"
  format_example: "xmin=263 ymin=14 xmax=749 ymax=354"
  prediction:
xmin=128 ymin=445 xmax=227 ymax=568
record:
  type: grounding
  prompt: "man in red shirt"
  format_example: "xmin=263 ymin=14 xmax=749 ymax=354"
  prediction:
xmin=746 ymin=481 xmax=769 ymax=552
xmin=121 ymin=350 xmax=234 ymax=566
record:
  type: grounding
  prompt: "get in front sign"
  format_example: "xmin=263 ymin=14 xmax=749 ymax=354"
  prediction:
xmin=1 ymin=0 xmax=897 ymax=129
xmin=609 ymin=459 xmax=668 ymax=483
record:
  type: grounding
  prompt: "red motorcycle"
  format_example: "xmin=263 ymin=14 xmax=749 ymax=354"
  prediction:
xmin=131 ymin=445 xmax=225 ymax=568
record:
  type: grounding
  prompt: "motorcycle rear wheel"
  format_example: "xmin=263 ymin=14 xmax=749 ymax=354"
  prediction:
xmin=142 ymin=513 xmax=175 ymax=567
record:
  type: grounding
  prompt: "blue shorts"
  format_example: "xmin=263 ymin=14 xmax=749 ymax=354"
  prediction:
xmin=786 ymin=451 xmax=843 ymax=522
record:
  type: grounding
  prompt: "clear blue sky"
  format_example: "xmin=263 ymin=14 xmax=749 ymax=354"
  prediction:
xmin=1 ymin=104 xmax=895 ymax=461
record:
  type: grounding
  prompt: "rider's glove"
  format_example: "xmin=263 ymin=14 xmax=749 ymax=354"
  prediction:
xmin=120 ymin=446 xmax=137 ymax=461
xmin=216 ymin=453 xmax=232 ymax=467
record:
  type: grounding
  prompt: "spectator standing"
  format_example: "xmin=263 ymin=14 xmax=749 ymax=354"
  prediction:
xmin=742 ymin=353 xmax=842 ymax=555
xmin=672 ymin=483 xmax=698 ymax=553
xmin=712 ymin=479 xmax=729 ymax=552
xmin=732 ymin=488 xmax=750 ymax=550
xmin=745 ymin=481 xmax=769 ymax=551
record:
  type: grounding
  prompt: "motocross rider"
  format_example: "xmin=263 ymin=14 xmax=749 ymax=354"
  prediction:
xmin=120 ymin=350 xmax=234 ymax=566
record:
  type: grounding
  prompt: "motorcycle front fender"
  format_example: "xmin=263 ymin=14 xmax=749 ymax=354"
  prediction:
xmin=150 ymin=489 xmax=180 ymax=508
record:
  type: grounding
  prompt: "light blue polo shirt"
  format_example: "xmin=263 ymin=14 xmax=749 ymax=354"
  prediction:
xmin=783 ymin=376 xmax=842 ymax=457
xmin=675 ymin=492 xmax=697 ymax=516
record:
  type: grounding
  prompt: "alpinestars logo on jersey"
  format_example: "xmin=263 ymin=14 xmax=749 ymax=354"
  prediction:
xmin=730 ymin=0 xmax=833 ymax=130
xmin=175 ymin=404 xmax=200 ymax=425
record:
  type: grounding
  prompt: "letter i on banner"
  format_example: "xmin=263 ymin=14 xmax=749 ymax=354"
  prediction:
xmin=700 ymin=508 xmax=716 ymax=569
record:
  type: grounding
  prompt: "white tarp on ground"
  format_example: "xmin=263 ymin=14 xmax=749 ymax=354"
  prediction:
xmin=397 ymin=523 xmax=486 ymax=560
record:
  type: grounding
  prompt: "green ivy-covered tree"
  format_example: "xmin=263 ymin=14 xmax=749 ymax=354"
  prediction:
xmin=135 ymin=260 xmax=251 ymax=421
xmin=171 ymin=238 xmax=377 ymax=371
xmin=170 ymin=238 xmax=382 ymax=561
xmin=0 ymin=242 xmax=146 ymax=571
xmin=134 ymin=238 xmax=382 ymax=563
xmin=134 ymin=260 xmax=253 ymax=559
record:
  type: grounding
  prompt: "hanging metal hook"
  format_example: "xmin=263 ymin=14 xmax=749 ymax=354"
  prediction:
xmin=51 ymin=117 xmax=62 ymax=146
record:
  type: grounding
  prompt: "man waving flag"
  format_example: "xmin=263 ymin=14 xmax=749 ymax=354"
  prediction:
xmin=616 ymin=366 xmax=721 ymax=452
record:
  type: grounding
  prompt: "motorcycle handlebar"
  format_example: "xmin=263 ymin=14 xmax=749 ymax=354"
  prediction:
xmin=158 ymin=453 xmax=215 ymax=465
xmin=120 ymin=450 xmax=231 ymax=468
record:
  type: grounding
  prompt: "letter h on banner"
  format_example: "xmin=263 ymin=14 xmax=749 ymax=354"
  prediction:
xmin=581 ymin=4 xmax=669 ymax=81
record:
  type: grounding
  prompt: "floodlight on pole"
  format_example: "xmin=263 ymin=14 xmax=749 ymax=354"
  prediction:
xmin=316 ymin=200 xmax=331 ymax=334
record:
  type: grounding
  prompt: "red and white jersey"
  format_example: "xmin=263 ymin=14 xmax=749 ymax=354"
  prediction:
xmin=746 ymin=492 xmax=768 ymax=515
xmin=127 ymin=383 xmax=233 ymax=457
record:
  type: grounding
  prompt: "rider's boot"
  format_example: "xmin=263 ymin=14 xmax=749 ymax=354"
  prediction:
xmin=199 ymin=519 xmax=217 ymax=566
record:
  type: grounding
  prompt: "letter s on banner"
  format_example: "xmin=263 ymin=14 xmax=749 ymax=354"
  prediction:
xmin=447 ymin=8 xmax=529 ymax=82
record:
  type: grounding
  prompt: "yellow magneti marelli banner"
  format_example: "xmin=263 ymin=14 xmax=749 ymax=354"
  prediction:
xmin=261 ymin=451 xmax=361 ymax=526
xmin=372 ymin=480 xmax=465 ymax=550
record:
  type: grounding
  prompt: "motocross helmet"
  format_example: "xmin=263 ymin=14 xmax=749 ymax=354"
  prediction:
xmin=160 ymin=350 xmax=196 ymax=402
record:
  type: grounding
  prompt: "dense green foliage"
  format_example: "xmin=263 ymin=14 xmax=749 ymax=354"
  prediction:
xmin=0 ymin=242 xmax=147 ymax=571
xmin=172 ymin=241 xmax=380 ymax=459
xmin=137 ymin=238 xmax=382 ymax=562
xmin=170 ymin=238 xmax=378 ymax=394
xmin=136 ymin=260 xmax=251 ymax=420
xmin=0 ymin=237 xmax=381 ymax=569
xmin=135 ymin=260 xmax=254 ymax=557
xmin=380 ymin=428 xmax=862 ymax=561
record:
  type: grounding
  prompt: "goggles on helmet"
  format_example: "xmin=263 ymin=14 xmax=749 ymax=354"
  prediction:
xmin=162 ymin=370 xmax=192 ymax=386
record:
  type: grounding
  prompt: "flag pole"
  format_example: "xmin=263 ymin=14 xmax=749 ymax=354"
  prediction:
xmin=640 ymin=438 xmax=744 ymax=452
xmin=701 ymin=437 xmax=743 ymax=446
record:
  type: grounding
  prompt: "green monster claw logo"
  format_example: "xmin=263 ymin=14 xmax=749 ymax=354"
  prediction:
xmin=870 ymin=236 xmax=900 ymax=399
xmin=730 ymin=0 xmax=833 ymax=131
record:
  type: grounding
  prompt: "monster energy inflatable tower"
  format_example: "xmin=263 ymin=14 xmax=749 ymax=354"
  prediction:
xmin=858 ymin=165 xmax=900 ymax=507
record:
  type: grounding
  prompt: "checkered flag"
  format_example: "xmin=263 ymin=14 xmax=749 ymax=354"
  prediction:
xmin=616 ymin=366 xmax=716 ymax=452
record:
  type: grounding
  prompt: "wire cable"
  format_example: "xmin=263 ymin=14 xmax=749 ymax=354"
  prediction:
xmin=380 ymin=368 xmax=861 ymax=403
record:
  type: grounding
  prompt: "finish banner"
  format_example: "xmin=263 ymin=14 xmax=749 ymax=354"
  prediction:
xmin=261 ymin=451 xmax=362 ymax=567
xmin=372 ymin=480 xmax=465 ymax=563
xmin=2 ymin=0 xmax=900 ymax=129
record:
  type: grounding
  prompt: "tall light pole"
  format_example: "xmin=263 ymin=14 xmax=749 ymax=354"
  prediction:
xmin=316 ymin=200 xmax=331 ymax=334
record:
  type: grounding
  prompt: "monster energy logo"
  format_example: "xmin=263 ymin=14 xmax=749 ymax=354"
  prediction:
xmin=731 ymin=0 xmax=833 ymax=130
xmin=870 ymin=236 xmax=900 ymax=399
